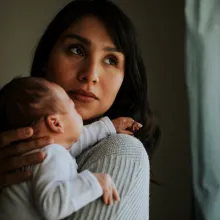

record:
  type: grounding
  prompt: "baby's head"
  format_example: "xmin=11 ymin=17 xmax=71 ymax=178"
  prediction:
xmin=0 ymin=76 xmax=83 ymax=148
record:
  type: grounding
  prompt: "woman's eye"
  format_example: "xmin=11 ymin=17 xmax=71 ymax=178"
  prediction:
xmin=69 ymin=46 xmax=84 ymax=56
xmin=105 ymin=57 xmax=118 ymax=66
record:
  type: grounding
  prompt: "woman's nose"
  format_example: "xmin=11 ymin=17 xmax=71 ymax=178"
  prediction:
xmin=77 ymin=60 xmax=100 ymax=84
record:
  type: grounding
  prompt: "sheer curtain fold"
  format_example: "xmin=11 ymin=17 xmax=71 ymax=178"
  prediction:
xmin=185 ymin=0 xmax=220 ymax=219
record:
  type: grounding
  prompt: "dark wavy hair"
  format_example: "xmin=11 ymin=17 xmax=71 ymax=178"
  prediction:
xmin=30 ymin=0 xmax=161 ymax=156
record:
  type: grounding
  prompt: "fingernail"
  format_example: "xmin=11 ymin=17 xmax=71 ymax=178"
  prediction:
xmin=24 ymin=128 xmax=33 ymax=137
xmin=138 ymin=123 xmax=143 ymax=128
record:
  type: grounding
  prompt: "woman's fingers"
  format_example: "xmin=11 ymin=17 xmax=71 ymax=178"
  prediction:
xmin=0 ymin=171 xmax=32 ymax=189
xmin=0 ymin=152 xmax=45 ymax=173
xmin=0 ymin=127 xmax=33 ymax=148
xmin=0 ymin=136 xmax=53 ymax=158
xmin=0 ymin=128 xmax=51 ymax=189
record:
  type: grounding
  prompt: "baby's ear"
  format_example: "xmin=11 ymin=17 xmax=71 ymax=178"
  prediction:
xmin=46 ymin=114 xmax=64 ymax=133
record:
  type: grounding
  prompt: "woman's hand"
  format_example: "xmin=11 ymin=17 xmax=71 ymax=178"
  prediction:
xmin=112 ymin=117 xmax=143 ymax=135
xmin=93 ymin=173 xmax=120 ymax=205
xmin=0 ymin=127 xmax=53 ymax=190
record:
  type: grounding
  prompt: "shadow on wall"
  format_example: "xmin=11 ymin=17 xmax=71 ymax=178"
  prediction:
xmin=0 ymin=0 xmax=71 ymax=85
xmin=116 ymin=0 xmax=192 ymax=220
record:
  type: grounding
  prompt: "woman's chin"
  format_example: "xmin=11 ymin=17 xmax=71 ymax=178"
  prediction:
xmin=75 ymin=104 xmax=100 ymax=121
xmin=76 ymin=108 xmax=96 ymax=121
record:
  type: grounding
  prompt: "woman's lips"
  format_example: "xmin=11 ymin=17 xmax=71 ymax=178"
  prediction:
xmin=68 ymin=89 xmax=98 ymax=103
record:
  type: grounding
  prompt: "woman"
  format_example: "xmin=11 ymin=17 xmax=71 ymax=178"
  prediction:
xmin=0 ymin=0 xmax=160 ymax=219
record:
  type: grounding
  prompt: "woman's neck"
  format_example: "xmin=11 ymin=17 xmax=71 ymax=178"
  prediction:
xmin=83 ymin=115 xmax=102 ymax=125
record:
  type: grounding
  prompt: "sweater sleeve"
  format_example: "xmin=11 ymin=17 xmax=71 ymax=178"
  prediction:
xmin=69 ymin=117 xmax=116 ymax=157
xmin=64 ymin=134 xmax=150 ymax=220
xmin=31 ymin=144 xmax=102 ymax=220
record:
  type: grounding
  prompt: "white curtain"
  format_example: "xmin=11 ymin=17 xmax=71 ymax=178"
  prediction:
xmin=185 ymin=0 xmax=220 ymax=219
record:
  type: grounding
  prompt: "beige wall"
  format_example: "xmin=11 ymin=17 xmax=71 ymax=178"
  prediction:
xmin=116 ymin=0 xmax=192 ymax=219
xmin=0 ymin=0 xmax=192 ymax=219
xmin=0 ymin=0 xmax=71 ymax=85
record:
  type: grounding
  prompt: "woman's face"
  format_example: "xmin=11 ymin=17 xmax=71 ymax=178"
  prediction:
xmin=46 ymin=16 xmax=125 ymax=121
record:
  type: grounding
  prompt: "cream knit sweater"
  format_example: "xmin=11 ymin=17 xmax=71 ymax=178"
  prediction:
xmin=65 ymin=134 xmax=149 ymax=220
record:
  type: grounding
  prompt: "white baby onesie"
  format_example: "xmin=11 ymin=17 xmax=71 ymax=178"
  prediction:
xmin=0 ymin=117 xmax=116 ymax=220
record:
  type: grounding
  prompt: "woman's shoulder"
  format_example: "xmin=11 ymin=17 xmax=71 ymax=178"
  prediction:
xmin=100 ymin=133 xmax=146 ymax=150
xmin=102 ymin=134 xmax=148 ymax=160
xmin=72 ymin=134 xmax=150 ymax=220
xmin=76 ymin=134 xmax=149 ymax=167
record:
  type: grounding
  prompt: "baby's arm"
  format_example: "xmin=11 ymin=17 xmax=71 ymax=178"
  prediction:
xmin=69 ymin=117 xmax=116 ymax=157
xmin=31 ymin=144 xmax=103 ymax=220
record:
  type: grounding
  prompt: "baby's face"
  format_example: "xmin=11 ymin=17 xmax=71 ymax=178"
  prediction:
xmin=52 ymin=83 xmax=83 ymax=143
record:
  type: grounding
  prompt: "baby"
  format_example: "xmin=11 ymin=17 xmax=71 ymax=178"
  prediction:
xmin=0 ymin=77 xmax=142 ymax=220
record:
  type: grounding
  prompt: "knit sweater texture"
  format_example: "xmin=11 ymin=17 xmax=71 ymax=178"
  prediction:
xmin=65 ymin=134 xmax=149 ymax=220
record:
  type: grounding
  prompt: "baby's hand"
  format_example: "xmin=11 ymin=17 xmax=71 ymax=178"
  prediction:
xmin=93 ymin=173 xmax=120 ymax=205
xmin=111 ymin=117 xmax=143 ymax=135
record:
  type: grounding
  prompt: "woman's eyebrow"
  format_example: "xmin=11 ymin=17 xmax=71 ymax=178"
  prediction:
xmin=62 ymin=33 xmax=121 ymax=52
xmin=104 ymin=47 xmax=120 ymax=52
xmin=62 ymin=33 xmax=90 ymax=45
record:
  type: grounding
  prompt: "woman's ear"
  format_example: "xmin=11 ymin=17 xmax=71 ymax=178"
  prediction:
xmin=45 ymin=115 xmax=64 ymax=133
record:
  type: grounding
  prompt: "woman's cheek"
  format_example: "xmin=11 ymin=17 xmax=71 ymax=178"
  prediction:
xmin=47 ymin=51 xmax=76 ymax=84
xmin=101 ymin=72 xmax=124 ymax=102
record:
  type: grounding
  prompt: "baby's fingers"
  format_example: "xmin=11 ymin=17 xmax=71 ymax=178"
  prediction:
xmin=122 ymin=117 xmax=135 ymax=128
xmin=103 ymin=190 xmax=110 ymax=205
xmin=108 ymin=186 xmax=113 ymax=205
xmin=108 ymin=189 xmax=113 ymax=205
xmin=132 ymin=121 xmax=143 ymax=131
xmin=111 ymin=181 xmax=120 ymax=201
xmin=112 ymin=186 xmax=120 ymax=201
